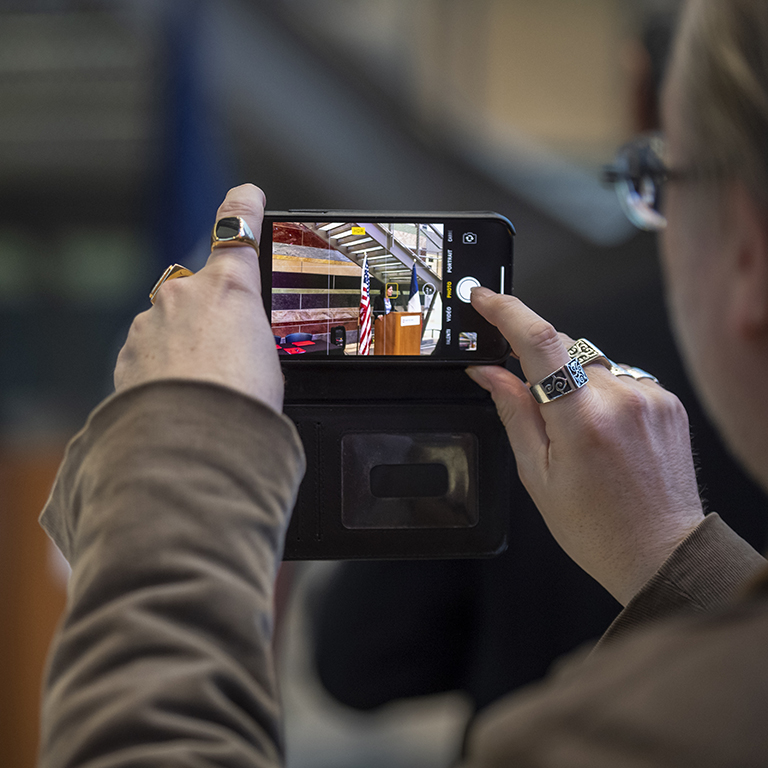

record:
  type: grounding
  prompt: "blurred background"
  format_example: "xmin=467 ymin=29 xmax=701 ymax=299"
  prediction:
xmin=0 ymin=1 xmax=690 ymax=766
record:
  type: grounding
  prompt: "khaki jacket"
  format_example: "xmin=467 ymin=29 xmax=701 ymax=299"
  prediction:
xmin=38 ymin=382 xmax=767 ymax=768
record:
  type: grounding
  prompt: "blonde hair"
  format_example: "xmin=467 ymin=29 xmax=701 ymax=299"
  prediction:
xmin=675 ymin=0 xmax=768 ymax=204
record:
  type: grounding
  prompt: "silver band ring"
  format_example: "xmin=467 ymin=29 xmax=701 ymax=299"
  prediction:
xmin=614 ymin=365 xmax=659 ymax=384
xmin=530 ymin=358 xmax=589 ymax=404
xmin=568 ymin=338 xmax=623 ymax=376
xmin=149 ymin=263 xmax=195 ymax=304
xmin=211 ymin=215 xmax=259 ymax=255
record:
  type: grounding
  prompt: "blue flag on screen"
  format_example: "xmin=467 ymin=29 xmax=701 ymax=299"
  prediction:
xmin=407 ymin=262 xmax=421 ymax=313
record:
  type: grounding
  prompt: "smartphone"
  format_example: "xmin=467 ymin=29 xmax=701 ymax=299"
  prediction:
xmin=260 ymin=210 xmax=514 ymax=363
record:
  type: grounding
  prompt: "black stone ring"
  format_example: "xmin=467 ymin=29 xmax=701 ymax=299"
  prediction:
xmin=210 ymin=216 xmax=259 ymax=255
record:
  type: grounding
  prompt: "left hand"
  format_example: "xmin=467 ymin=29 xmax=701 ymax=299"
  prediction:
xmin=467 ymin=288 xmax=705 ymax=605
xmin=114 ymin=184 xmax=283 ymax=414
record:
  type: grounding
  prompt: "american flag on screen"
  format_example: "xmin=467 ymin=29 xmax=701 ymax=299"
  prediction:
xmin=358 ymin=256 xmax=372 ymax=355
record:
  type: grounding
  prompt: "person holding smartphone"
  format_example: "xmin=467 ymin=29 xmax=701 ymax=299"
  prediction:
xmin=38 ymin=0 xmax=768 ymax=765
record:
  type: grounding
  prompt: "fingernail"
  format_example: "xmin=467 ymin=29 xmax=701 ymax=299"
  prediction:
xmin=470 ymin=286 xmax=494 ymax=300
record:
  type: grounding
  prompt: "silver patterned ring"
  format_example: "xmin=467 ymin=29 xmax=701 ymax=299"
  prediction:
xmin=567 ymin=338 xmax=624 ymax=376
xmin=614 ymin=365 xmax=659 ymax=384
xmin=530 ymin=358 xmax=589 ymax=404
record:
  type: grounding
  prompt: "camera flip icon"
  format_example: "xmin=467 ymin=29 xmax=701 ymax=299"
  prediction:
xmin=462 ymin=232 xmax=477 ymax=244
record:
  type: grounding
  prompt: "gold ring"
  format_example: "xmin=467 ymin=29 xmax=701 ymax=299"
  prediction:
xmin=149 ymin=263 xmax=195 ymax=304
xmin=210 ymin=215 xmax=259 ymax=256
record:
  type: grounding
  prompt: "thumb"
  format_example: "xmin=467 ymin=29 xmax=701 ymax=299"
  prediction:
xmin=467 ymin=365 xmax=549 ymax=479
xmin=205 ymin=183 xmax=266 ymax=290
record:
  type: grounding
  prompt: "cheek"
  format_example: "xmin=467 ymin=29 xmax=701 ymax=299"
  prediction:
xmin=660 ymin=195 xmax=721 ymax=378
xmin=660 ymin=189 xmax=734 ymax=432
xmin=660 ymin=204 xmax=698 ymax=345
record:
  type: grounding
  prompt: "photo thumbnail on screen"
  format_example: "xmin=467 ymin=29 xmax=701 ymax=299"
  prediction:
xmin=270 ymin=221 xmax=445 ymax=357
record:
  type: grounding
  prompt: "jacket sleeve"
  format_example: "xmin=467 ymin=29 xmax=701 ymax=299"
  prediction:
xmin=460 ymin=515 xmax=768 ymax=768
xmin=38 ymin=381 xmax=305 ymax=768
xmin=596 ymin=512 xmax=766 ymax=647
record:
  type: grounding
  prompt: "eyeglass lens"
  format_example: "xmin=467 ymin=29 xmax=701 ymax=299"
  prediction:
xmin=611 ymin=134 xmax=668 ymax=231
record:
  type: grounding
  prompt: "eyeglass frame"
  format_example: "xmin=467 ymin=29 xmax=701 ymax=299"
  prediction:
xmin=602 ymin=132 xmax=702 ymax=231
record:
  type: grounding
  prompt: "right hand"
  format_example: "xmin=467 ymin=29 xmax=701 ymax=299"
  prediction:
xmin=467 ymin=288 xmax=705 ymax=605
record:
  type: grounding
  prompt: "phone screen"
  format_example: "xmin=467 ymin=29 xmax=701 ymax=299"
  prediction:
xmin=261 ymin=213 xmax=513 ymax=362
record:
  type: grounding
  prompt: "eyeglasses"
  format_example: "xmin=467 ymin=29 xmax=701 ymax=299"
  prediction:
xmin=603 ymin=133 xmax=692 ymax=232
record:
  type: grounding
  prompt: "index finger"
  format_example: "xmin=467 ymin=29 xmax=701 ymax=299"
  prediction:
xmin=470 ymin=287 xmax=570 ymax=386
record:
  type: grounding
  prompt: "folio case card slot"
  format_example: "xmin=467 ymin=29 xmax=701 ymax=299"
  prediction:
xmin=282 ymin=395 xmax=510 ymax=560
xmin=341 ymin=432 xmax=479 ymax=531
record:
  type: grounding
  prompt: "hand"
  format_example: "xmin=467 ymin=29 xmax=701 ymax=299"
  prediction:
xmin=114 ymin=184 xmax=283 ymax=414
xmin=467 ymin=288 xmax=704 ymax=605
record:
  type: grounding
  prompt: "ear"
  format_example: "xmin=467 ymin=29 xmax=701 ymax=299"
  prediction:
xmin=727 ymin=181 xmax=768 ymax=340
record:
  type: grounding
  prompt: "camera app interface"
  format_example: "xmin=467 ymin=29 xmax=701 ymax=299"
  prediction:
xmin=268 ymin=219 xmax=509 ymax=358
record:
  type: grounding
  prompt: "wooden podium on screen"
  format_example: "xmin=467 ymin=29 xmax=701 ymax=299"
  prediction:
xmin=374 ymin=312 xmax=422 ymax=355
